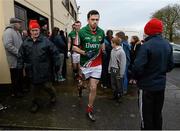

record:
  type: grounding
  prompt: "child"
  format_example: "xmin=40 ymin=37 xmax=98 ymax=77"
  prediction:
xmin=108 ymin=37 xmax=126 ymax=102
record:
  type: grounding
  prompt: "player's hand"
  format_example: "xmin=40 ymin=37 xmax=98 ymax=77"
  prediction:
xmin=67 ymin=51 xmax=71 ymax=58
xmin=85 ymin=50 xmax=96 ymax=59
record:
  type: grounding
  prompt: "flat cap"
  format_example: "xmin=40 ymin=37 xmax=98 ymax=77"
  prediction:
xmin=10 ymin=18 xmax=22 ymax=24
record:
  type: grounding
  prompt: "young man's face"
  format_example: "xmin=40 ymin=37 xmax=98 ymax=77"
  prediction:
xmin=30 ymin=28 xmax=40 ymax=39
xmin=88 ymin=14 xmax=99 ymax=30
xmin=75 ymin=22 xmax=81 ymax=31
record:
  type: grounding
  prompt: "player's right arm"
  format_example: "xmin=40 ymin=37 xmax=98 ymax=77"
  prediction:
xmin=72 ymin=46 xmax=86 ymax=55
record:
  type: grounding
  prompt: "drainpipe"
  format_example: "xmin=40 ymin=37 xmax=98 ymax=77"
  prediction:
xmin=50 ymin=0 xmax=54 ymax=30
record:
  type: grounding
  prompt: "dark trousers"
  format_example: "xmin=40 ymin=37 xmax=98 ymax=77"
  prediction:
xmin=138 ymin=89 xmax=165 ymax=130
xmin=10 ymin=68 xmax=23 ymax=95
xmin=101 ymin=53 xmax=111 ymax=87
xmin=110 ymin=67 xmax=123 ymax=97
xmin=32 ymin=82 xmax=56 ymax=105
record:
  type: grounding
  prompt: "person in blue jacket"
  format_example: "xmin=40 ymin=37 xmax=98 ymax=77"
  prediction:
xmin=101 ymin=30 xmax=113 ymax=89
xmin=132 ymin=18 xmax=174 ymax=130
xmin=116 ymin=32 xmax=131 ymax=94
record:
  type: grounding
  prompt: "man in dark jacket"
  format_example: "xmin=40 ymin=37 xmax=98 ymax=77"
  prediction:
xmin=132 ymin=18 xmax=174 ymax=130
xmin=17 ymin=20 xmax=60 ymax=113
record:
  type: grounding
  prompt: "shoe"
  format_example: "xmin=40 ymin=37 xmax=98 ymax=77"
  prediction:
xmin=30 ymin=103 xmax=39 ymax=113
xmin=0 ymin=104 xmax=7 ymax=111
xmin=87 ymin=112 xmax=96 ymax=122
xmin=103 ymin=86 xmax=107 ymax=89
xmin=86 ymin=106 xmax=96 ymax=122
xmin=58 ymin=75 xmax=66 ymax=82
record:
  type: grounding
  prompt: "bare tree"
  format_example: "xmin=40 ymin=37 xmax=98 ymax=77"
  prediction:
xmin=152 ymin=4 xmax=180 ymax=42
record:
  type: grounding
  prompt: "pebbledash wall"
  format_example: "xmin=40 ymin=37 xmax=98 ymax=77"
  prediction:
xmin=0 ymin=0 xmax=78 ymax=84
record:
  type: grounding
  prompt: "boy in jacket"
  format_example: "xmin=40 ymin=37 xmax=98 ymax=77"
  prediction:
xmin=109 ymin=37 xmax=126 ymax=102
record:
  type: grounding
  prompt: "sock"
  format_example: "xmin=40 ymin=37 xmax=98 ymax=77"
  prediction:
xmin=86 ymin=105 xmax=93 ymax=113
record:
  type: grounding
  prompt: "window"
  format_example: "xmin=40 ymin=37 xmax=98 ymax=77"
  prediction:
xmin=62 ymin=0 xmax=69 ymax=11
xmin=14 ymin=5 xmax=27 ymax=29
xmin=62 ymin=0 xmax=77 ymax=21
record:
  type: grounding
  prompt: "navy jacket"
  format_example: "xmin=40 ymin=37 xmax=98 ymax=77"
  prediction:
xmin=50 ymin=35 xmax=66 ymax=54
xmin=121 ymin=40 xmax=131 ymax=67
xmin=17 ymin=35 xmax=60 ymax=84
xmin=132 ymin=34 xmax=174 ymax=91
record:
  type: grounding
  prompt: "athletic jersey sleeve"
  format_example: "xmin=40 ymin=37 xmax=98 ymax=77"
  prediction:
xmin=100 ymin=30 xmax=105 ymax=44
xmin=78 ymin=30 xmax=83 ymax=49
xmin=68 ymin=32 xmax=72 ymax=38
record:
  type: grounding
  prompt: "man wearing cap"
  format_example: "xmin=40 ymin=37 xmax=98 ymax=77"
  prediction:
xmin=132 ymin=18 xmax=174 ymax=129
xmin=3 ymin=17 xmax=23 ymax=97
xmin=17 ymin=20 xmax=60 ymax=113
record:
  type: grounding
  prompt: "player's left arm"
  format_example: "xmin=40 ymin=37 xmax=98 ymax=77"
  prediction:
xmin=100 ymin=31 xmax=106 ymax=52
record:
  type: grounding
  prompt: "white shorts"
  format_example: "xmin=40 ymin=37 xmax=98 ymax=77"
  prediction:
xmin=72 ymin=53 xmax=80 ymax=64
xmin=80 ymin=65 xmax=102 ymax=80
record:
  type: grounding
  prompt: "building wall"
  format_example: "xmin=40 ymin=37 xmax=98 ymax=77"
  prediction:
xmin=0 ymin=0 xmax=78 ymax=84
xmin=0 ymin=0 xmax=12 ymax=84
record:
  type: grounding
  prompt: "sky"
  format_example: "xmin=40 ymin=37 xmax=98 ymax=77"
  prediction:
xmin=76 ymin=0 xmax=180 ymax=31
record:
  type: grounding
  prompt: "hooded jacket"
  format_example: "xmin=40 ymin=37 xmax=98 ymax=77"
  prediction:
xmin=3 ymin=24 xmax=23 ymax=68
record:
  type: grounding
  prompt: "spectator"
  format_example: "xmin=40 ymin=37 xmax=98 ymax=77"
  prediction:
xmin=59 ymin=30 xmax=68 ymax=78
xmin=22 ymin=30 xmax=29 ymax=41
xmin=50 ymin=27 xmax=66 ymax=82
xmin=132 ymin=18 xmax=174 ymax=130
xmin=108 ymin=37 xmax=126 ymax=102
xmin=40 ymin=20 xmax=49 ymax=37
xmin=116 ymin=31 xmax=131 ymax=94
xmin=17 ymin=20 xmax=60 ymax=113
xmin=2 ymin=17 xmax=24 ymax=98
xmin=129 ymin=36 xmax=141 ymax=84
xmin=101 ymin=30 xmax=113 ymax=88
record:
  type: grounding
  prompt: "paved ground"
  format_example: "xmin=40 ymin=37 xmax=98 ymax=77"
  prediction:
xmin=0 ymin=62 xmax=179 ymax=130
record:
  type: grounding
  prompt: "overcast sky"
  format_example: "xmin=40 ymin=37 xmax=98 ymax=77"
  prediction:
xmin=76 ymin=0 xmax=179 ymax=31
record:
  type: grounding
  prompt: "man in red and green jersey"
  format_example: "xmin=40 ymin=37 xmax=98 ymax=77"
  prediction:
xmin=68 ymin=21 xmax=81 ymax=80
xmin=73 ymin=10 xmax=105 ymax=121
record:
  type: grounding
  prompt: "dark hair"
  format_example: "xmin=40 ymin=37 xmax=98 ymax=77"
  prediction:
xmin=106 ymin=30 xmax=113 ymax=36
xmin=75 ymin=21 xmax=81 ymax=24
xmin=59 ymin=30 xmax=64 ymax=36
xmin=87 ymin=10 xmax=99 ymax=19
xmin=116 ymin=31 xmax=126 ymax=40
xmin=51 ymin=27 xmax=59 ymax=37
xmin=131 ymin=36 xmax=140 ymax=44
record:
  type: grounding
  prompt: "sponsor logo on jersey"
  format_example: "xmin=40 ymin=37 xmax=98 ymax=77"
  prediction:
xmin=85 ymin=43 xmax=100 ymax=49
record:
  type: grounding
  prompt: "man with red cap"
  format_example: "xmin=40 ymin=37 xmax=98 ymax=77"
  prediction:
xmin=132 ymin=18 xmax=174 ymax=129
xmin=17 ymin=20 xmax=60 ymax=113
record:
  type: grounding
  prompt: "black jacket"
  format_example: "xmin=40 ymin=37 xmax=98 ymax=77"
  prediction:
xmin=17 ymin=35 xmax=60 ymax=84
xmin=132 ymin=34 xmax=174 ymax=91
xmin=49 ymin=35 xmax=66 ymax=54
